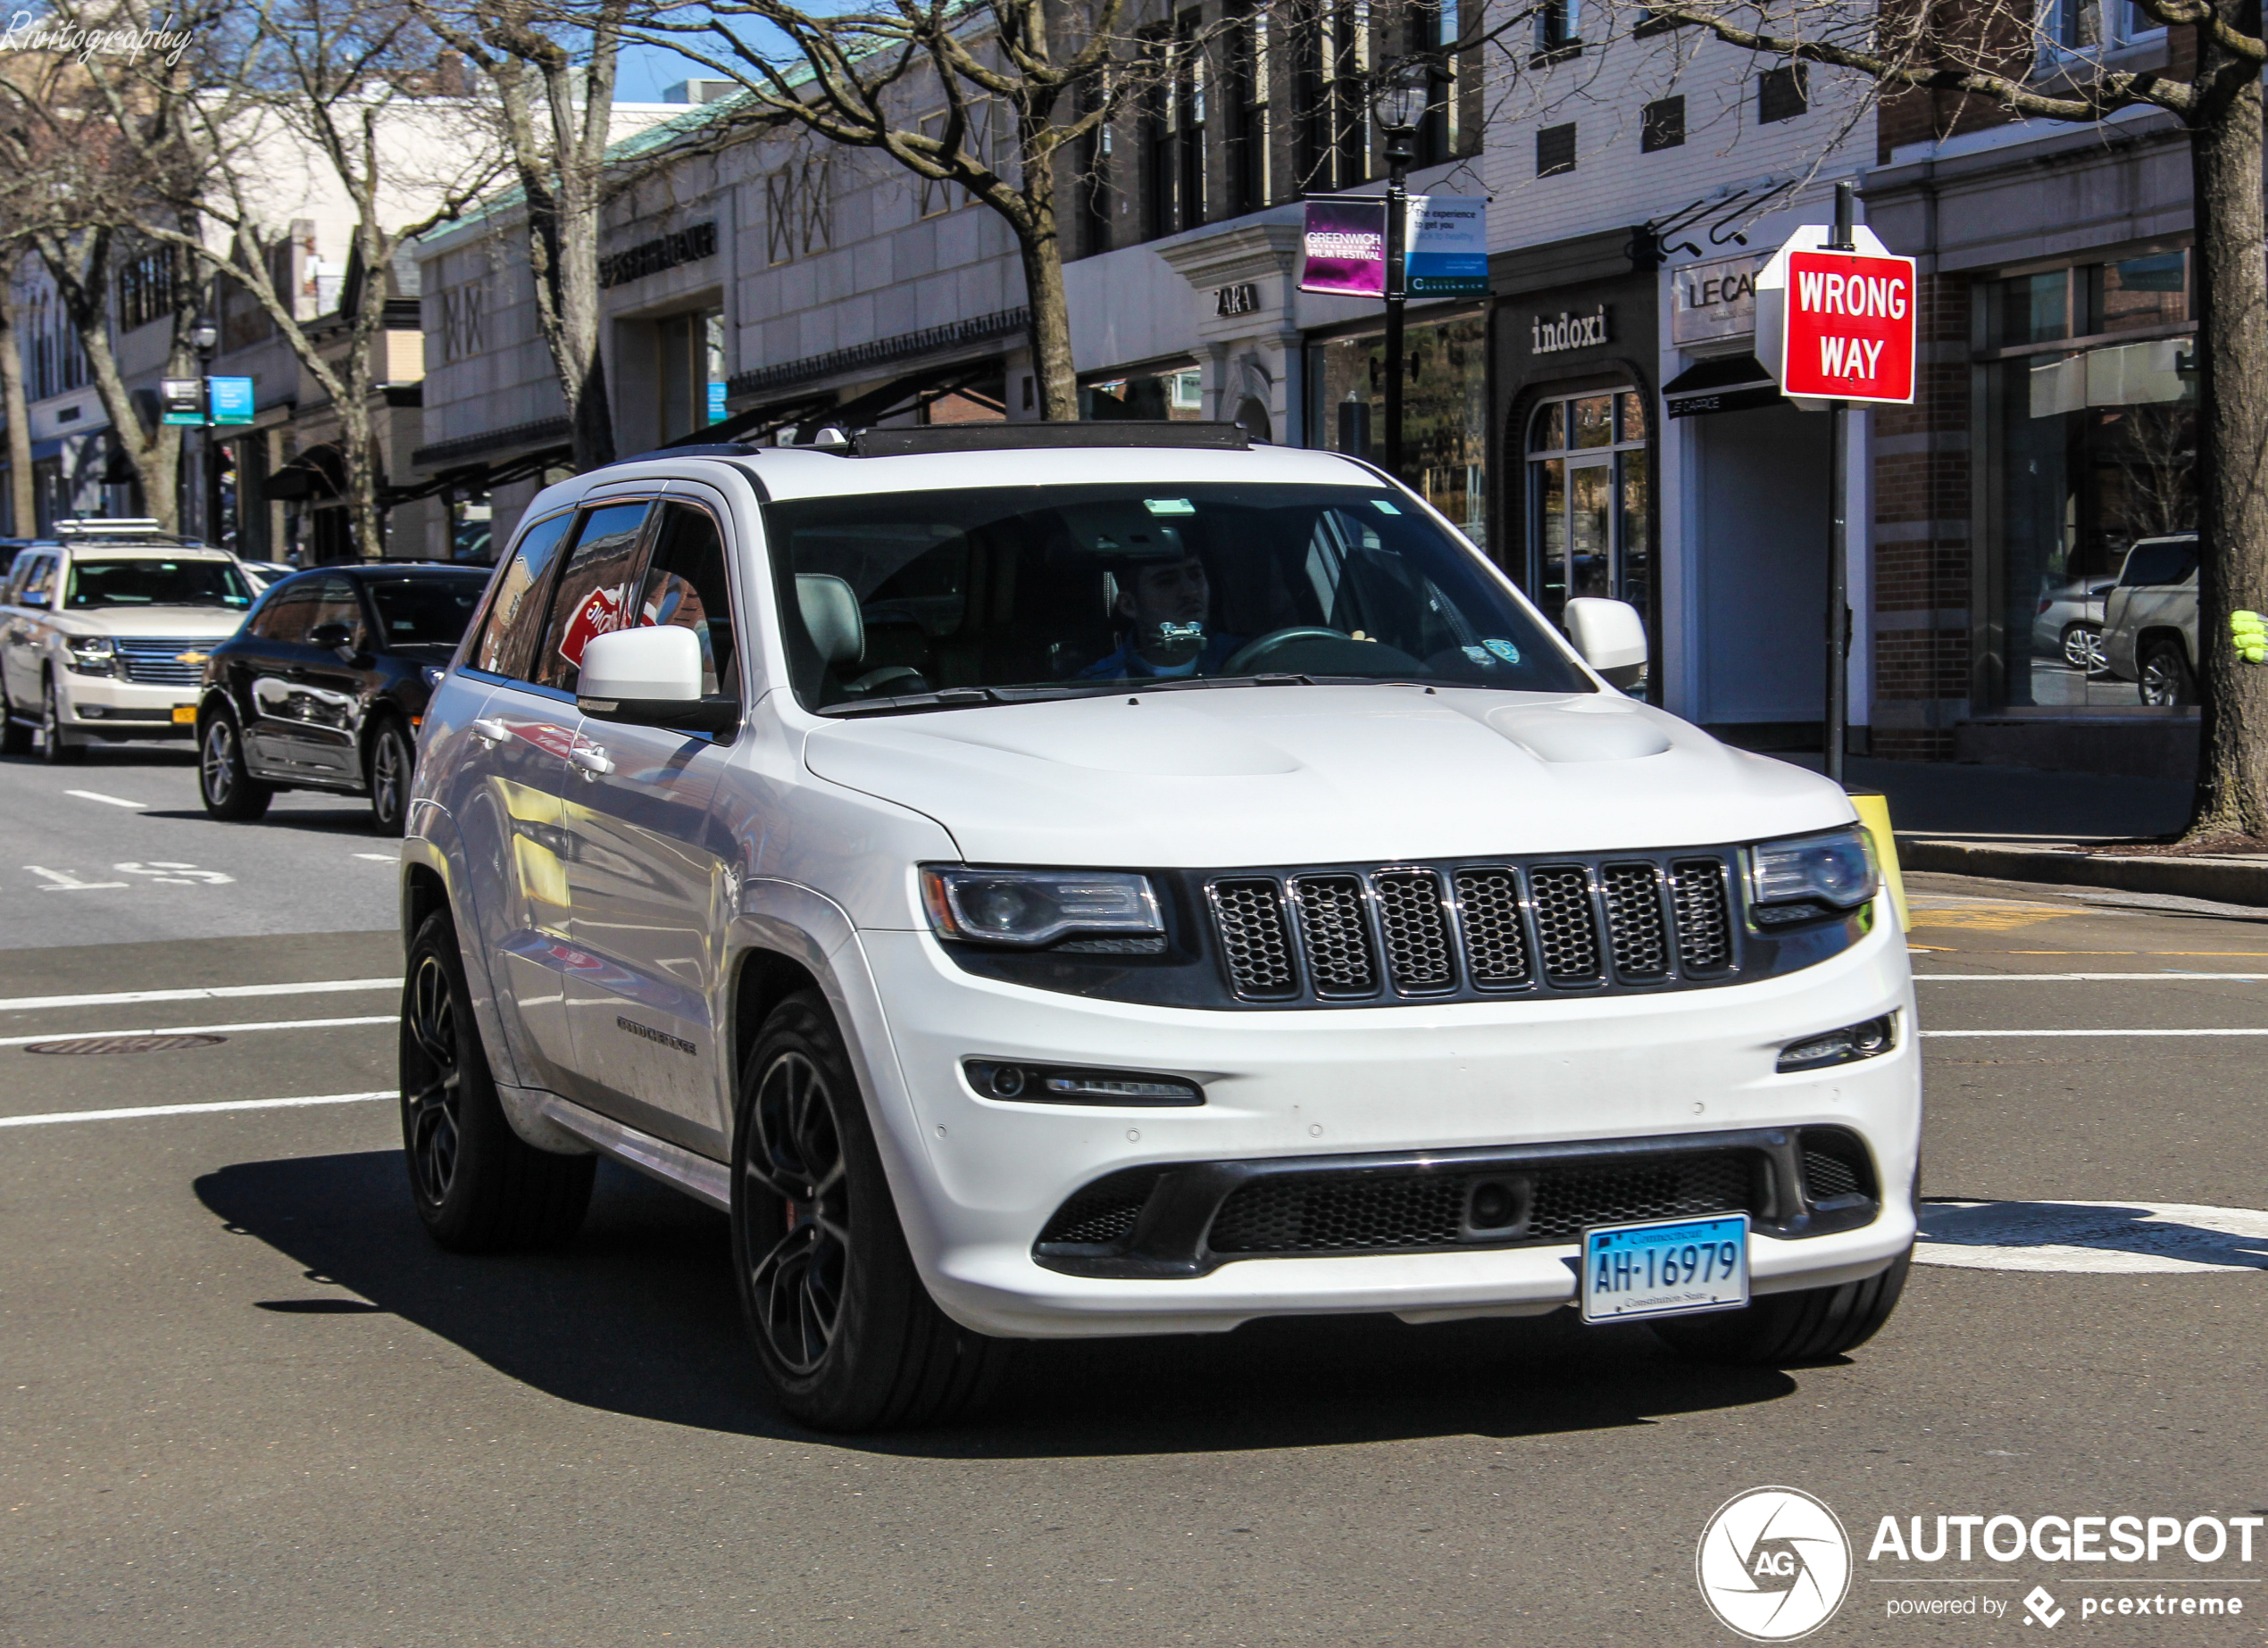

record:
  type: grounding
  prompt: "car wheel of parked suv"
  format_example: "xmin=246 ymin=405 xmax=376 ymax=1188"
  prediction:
xmin=39 ymin=676 xmax=81 ymax=764
xmin=2139 ymin=639 xmax=2196 ymax=706
xmin=198 ymin=709 xmax=274 ymax=821
xmin=733 ymin=991 xmax=1010 ymax=1432
xmin=367 ymin=720 xmax=414 ymax=836
xmin=1651 ymin=1247 xmax=1910 ymax=1365
xmin=400 ymin=910 xmax=595 ymax=1252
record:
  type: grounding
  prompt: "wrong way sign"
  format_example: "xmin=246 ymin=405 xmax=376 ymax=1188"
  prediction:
xmin=1755 ymin=224 xmax=1917 ymax=406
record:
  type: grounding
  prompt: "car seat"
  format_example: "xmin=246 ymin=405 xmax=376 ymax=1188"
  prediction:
xmin=796 ymin=573 xmax=930 ymax=701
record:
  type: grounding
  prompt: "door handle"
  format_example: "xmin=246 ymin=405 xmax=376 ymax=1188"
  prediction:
xmin=471 ymin=717 xmax=508 ymax=745
xmin=570 ymin=745 xmax=613 ymax=778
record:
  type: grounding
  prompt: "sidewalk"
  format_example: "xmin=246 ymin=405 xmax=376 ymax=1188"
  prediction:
xmin=1769 ymin=753 xmax=2268 ymax=905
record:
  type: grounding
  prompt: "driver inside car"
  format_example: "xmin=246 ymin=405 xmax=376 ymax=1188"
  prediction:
xmin=1079 ymin=551 xmax=1246 ymax=680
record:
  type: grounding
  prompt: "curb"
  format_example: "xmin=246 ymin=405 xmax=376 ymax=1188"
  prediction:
xmin=1897 ymin=837 xmax=2268 ymax=907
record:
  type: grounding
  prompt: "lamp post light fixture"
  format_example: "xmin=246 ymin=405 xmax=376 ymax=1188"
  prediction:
xmin=1371 ymin=56 xmax=1431 ymax=481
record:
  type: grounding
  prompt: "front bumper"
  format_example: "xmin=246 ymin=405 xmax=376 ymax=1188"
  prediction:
xmin=56 ymin=671 xmax=199 ymax=738
xmin=846 ymin=891 xmax=1921 ymax=1338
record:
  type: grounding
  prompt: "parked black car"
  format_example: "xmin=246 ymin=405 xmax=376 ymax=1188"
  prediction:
xmin=196 ymin=562 xmax=493 ymax=833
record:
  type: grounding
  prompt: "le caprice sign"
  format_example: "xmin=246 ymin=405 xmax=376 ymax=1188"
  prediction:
xmin=1755 ymin=224 xmax=1917 ymax=407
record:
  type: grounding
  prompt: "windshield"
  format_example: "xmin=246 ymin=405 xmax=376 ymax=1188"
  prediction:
xmin=64 ymin=557 xmax=250 ymax=612
xmin=763 ymin=483 xmax=1590 ymax=712
xmin=364 ymin=573 xmax=489 ymax=647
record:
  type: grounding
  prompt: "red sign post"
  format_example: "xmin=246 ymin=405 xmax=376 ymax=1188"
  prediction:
xmin=1777 ymin=250 xmax=1917 ymax=404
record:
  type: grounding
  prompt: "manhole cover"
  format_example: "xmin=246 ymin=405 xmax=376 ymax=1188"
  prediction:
xmin=24 ymin=1034 xmax=229 ymax=1055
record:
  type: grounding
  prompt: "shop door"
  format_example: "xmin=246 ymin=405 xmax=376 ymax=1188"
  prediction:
xmin=1528 ymin=392 xmax=1652 ymax=671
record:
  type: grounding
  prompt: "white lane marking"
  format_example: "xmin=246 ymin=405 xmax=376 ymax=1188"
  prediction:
xmin=1919 ymin=973 xmax=2268 ymax=982
xmin=26 ymin=866 xmax=128 ymax=892
xmin=0 ymin=978 xmax=396 ymax=1013
xmin=1923 ymin=1028 xmax=2268 ymax=1037
xmin=0 ymin=1091 xmax=394 ymax=1129
xmin=0 ymin=1014 xmax=397 ymax=1049
xmin=1917 ymin=1200 xmax=2268 ymax=1273
xmin=63 ymin=789 xmax=146 ymax=809
xmin=354 ymin=853 xmax=396 ymax=862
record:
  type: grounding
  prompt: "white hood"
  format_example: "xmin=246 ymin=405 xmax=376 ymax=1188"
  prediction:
xmin=802 ymin=686 xmax=1853 ymax=866
xmin=49 ymin=606 xmax=246 ymax=640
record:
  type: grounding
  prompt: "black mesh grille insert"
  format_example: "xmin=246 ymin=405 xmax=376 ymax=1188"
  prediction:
xmin=1210 ymin=1173 xmax=1467 ymax=1253
xmin=1037 ymin=1168 xmax=1166 ymax=1246
xmin=1602 ymin=862 xmax=1670 ymax=980
xmin=1672 ymin=858 xmax=1734 ymax=974
xmin=1291 ymin=875 xmax=1378 ymax=995
xmin=1454 ymin=867 xmax=1531 ymax=989
xmin=1373 ymin=870 xmax=1455 ymax=993
xmin=1529 ymin=866 xmax=1603 ymax=984
xmin=1528 ymin=1154 xmax=1755 ymax=1241
xmin=1212 ymin=879 xmax=1297 ymax=997
xmin=1799 ymin=1128 xmax=1875 ymax=1204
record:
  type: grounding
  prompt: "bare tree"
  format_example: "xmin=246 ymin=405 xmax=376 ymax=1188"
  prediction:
xmin=1599 ymin=0 xmax=2268 ymax=838
xmin=0 ymin=268 xmax=33 ymax=537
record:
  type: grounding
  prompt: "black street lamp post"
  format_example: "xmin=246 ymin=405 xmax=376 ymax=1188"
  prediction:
xmin=1372 ymin=59 xmax=1430 ymax=482
xmin=188 ymin=312 xmax=220 ymax=545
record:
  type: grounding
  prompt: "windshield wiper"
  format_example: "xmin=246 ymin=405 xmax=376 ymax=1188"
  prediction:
xmin=818 ymin=686 xmax=1009 ymax=717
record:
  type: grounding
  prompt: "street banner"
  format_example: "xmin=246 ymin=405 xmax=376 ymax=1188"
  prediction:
xmin=1756 ymin=223 xmax=1917 ymax=406
xmin=1405 ymin=196 xmax=1488 ymax=297
xmin=207 ymin=377 xmax=255 ymax=425
xmin=160 ymin=378 xmax=202 ymax=427
xmin=1299 ymin=196 xmax=1387 ymax=296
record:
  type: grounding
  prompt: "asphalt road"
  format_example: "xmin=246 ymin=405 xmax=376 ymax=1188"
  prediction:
xmin=5 ymin=745 xmax=2268 ymax=1645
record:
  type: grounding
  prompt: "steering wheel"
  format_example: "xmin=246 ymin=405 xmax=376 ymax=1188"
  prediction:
xmin=1222 ymin=627 xmax=1351 ymax=675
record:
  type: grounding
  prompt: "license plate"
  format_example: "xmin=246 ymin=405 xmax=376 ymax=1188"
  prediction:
xmin=1580 ymin=1214 xmax=1749 ymax=1323
xmin=171 ymin=705 xmax=196 ymax=724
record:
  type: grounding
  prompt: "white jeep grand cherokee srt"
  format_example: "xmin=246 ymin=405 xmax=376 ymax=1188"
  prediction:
xmin=399 ymin=423 xmax=1918 ymax=1431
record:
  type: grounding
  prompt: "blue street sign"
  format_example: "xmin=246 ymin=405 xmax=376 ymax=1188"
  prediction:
xmin=207 ymin=377 xmax=255 ymax=426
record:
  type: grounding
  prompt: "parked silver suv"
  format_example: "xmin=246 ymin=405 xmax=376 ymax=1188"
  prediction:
xmin=400 ymin=425 xmax=1917 ymax=1431
xmin=2101 ymin=533 xmax=2198 ymax=705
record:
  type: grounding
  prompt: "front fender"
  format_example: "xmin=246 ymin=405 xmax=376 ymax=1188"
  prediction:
xmin=401 ymin=803 xmax=521 ymax=1092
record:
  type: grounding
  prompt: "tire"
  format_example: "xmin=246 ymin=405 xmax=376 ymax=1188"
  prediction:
xmin=0 ymin=679 xmax=29 ymax=755
xmin=366 ymin=718 xmax=413 ymax=836
xmin=399 ymin=909 xmax=594 ymax=1252
xmin=198 ymin=707 xmax=274 ymax=821
xmin=2061 ymin=623 xmax=2106 ymax=674
xmin=732 ymin=990 xmax=1010 ymax=1431
xmin=2139 ymin=639 xmax=2197 ymax=706
xmin=39 ymin=674 xmax=81 ymax=764
xmin=1651 ymin=1248 xmax=1911 ymax=1365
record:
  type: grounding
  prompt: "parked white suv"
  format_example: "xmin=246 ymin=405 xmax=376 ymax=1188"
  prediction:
xmin=399 ymin=425 xmax=1919 ymax=1430
xmin=0 ymin=521 xmax=254 ymax=762
xmin=2100 ymin=533 xmax=2199 ymax=704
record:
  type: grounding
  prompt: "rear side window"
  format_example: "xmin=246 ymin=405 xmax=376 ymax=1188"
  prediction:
xmin=250 ymin=580 xmax=321 ymax=642
xmin=308 ymin=576 xmax=363 ymax=645
xmin=534 ymin=503 xmax=652 ymax=693
xmin=638 ymin=503 xmax=738 ymax=698
xmin=364 ymin=574 xmax=488 ymax=647
xmin=469 ymin=512 xmax=577 ymax=680
xmin=2120 ymin=539 xmax=2197 ymax=587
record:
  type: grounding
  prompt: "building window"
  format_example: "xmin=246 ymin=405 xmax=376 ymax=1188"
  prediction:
xmin=1226 ymin=1 xmax=1272 ymax=212
xmin=1177 ymin=10 xmax=1209 ymax=230
xmin=1988 ymin=250 xmax=2195 ymax=709
xmin=1306 ymin=308 xmax=1488 ymax=550
xmin=2045 ymin=0 xmax=2165 ymax=50
xmin=1535 ymin=0 xmax=1581 ymax=56
xmin=659 ymin=310 xmax=727 ymax=445
xmin=116 ymin=249 xmax=174 ymax=333
xmin=1077 ymin=78 xmax=1115 ymax=254
xmin=768 ymin=156 xmax=833 ymax=262
xmin=1758 ymin=64 xmax=1808 ymax=123
xmin=1537 ymin=122 xmax=1577 ymax=177
xmin=1080 ymin=363 xmax=1205 ymax=420
xmin=1291 ymin=0 xmax=1369 ymax=194
xmin=1526 ymin=389 xmax=1650 ymax=637
xmin=1640 ymin=96 xmax=1685 ymax=152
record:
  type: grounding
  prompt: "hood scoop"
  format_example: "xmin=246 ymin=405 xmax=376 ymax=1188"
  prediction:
xmin=1487 ymin=703 xmax=1673 ymax=763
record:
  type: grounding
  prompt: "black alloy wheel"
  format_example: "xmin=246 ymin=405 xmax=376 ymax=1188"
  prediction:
xmin=397 ymin=910 xmax=594 ymax=1252
xmin=731 ymin=990 xmax=1009 ymax=1431
xmin=39 ymin=675 xmax=80 ymax=764
xmin=198 ymin=709 xmax=273 ymax=821
xmin=367 ymin=719 xmax=414 ymax=836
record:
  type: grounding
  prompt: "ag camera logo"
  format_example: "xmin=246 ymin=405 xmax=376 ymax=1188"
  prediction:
xmin=1697 ymin=1486 xmax=1854 ymax=1641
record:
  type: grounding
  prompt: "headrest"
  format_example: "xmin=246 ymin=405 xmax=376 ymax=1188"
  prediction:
xmin=796 ymin=573 xmax=864 ymax=666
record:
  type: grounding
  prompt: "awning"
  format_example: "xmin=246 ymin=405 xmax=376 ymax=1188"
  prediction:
xmin=1663 ymin=354 xmax=1783 ymax=419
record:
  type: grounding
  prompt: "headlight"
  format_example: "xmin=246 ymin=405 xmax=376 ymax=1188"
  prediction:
xmin=921 ymin=866 xmax=1164 ymax=948
xmin=63 ymin=635 xmax=116 ymax=676
xmin=1749 ymin=827 xmax=1878 ymax=926
xmin=421 ymin=665 xmax=446 ymax=689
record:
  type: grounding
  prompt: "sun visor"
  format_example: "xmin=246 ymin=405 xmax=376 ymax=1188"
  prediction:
xmin=1055 ymin=502 xmax=1189 ymax=562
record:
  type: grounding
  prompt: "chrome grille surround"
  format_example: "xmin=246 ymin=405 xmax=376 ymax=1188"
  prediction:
xmin=111 ymin=637 xmax=207 ymax=687
xmin=1204 ymin=849 xmax=1744 ymax=1005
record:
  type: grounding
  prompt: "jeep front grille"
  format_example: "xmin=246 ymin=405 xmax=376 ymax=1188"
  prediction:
xmin=1204 ymin=853 xmax=1740 ymax=1004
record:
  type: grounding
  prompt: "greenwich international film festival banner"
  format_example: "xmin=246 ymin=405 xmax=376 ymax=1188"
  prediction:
xmin=1298 ymin=196 xmax=1488 ymax=299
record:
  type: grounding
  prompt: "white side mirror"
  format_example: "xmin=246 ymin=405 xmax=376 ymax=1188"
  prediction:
xmin=1563 ymin=597 xmax=1648 ymax=690
xmin=577 ymin=624 xmax=738 ymax=734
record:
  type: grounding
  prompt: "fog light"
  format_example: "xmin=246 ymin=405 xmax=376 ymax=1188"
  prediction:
xmin=79 ymin=703 xmax=104 ymax=719
xmin=963 ymin=1060 xmax=1201 ymax=1106
xmin=1777 ymin=1014 xmax=1897 ymax=1072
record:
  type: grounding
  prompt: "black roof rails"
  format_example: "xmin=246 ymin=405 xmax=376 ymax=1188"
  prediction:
xmin=849 ymin=421 xmax=1249 ymax=459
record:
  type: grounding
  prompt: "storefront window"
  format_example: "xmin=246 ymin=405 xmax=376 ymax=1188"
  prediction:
xmin=1990 ymin=252 xmax=2195 ymax=708
xmin=1081 ymin=365 xmax=1204 ymax=420
xmin=1305 ymin=307 xmax=1488 ymax=550
xmin=1526 ymin=389 xmax=1650 ymax=634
